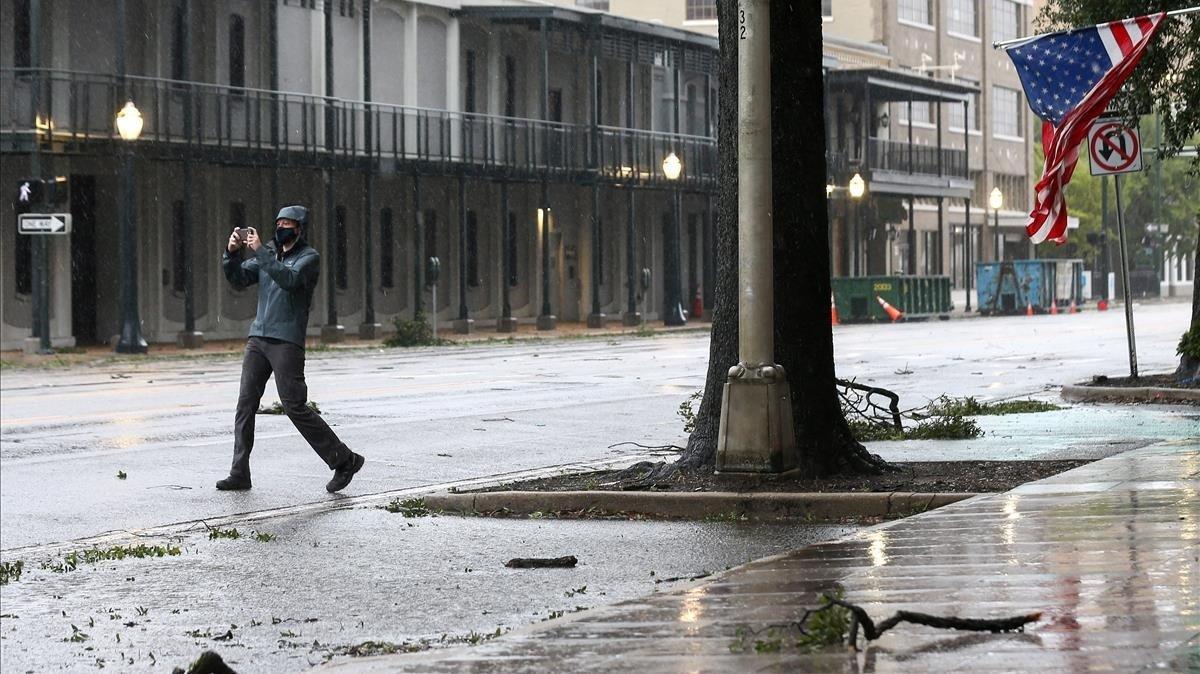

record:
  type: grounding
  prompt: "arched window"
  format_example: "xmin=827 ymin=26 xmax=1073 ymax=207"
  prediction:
xmin=228 ymin=14 xmax=245 ymax=88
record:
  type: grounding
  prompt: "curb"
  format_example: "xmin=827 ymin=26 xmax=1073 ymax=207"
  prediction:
xmin=1061 ymin=384 xmax=1200 ymax=404
xmin=423 ymin=490 xmax=976 ymax=521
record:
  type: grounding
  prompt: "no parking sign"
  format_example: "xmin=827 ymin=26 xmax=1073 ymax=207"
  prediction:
xmin=1088 ymin=119 xmax=1142 ymax=176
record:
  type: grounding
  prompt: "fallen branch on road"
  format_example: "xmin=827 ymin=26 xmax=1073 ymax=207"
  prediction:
xmin=825 ymin=598 xmax=1042 ymax=645
xmin=505 ymin=555 xmax=578 ymax=569
xmin=606 ymin=441 xmax=686 ymax=452
xmin=731 ymin=592 xmax=1042 ymax=654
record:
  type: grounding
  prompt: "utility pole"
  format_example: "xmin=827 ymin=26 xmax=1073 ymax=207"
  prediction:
xmin=716 ymin=0 xmax=797 ymax=473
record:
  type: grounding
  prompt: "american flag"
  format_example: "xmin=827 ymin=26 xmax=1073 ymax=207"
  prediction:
xmin=1003 ymin=13 xmax=1164 ymax=244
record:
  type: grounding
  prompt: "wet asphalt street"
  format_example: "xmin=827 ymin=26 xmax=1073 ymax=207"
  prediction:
xmin=0 ymin=301 xmax=1194 ymax=671
xmin=1 ymin=302 xmax=1190 ymax=550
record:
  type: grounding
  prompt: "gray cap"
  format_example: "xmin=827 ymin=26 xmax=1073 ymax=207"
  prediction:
xmin=275 ymin=205 xmax=309 ymax=227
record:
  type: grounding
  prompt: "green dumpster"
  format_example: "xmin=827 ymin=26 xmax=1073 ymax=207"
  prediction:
xmin=832 ymin=275 xmax=952 ymax=322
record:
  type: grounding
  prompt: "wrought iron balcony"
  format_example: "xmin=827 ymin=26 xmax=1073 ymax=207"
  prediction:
xmin=594 ymin=125 xmax=717 ymax=187
xmin=867 ymin=137 xmax=967 ymax=179
xmin=1 ymin=68 xmax=716 ymax=189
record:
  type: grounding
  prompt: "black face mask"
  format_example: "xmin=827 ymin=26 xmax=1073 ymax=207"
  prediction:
xmin=275 ymin=227 xmax=298 ymax=247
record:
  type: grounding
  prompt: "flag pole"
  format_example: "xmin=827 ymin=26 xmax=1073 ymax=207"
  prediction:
xmin=1113 ymin=173 xmax=1139 ymax=379
xmin=992 ymin=6 xmax=1200 ymax=50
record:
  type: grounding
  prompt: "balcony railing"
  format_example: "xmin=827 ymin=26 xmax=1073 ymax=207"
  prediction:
xmin=2 ymin=68 xmax=716 ymax=187
xmin=595 ymin=125 xmax=717 ymax=186
xmin=868 ymin=137 xmax=967 ymax=179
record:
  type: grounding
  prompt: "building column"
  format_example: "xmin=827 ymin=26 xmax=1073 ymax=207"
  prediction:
xmin=446 ymin=15 xmax=461 ymax=157
xmin=536 ymin=18 xmax=556 ymax=330
xmin=174 ymin=0 xmax=202 ymax=348
xmin=937 ymin=196 xmax=945 ymax=275
xmin=622 ymin=60 xmax=640 ymax=326
xmin=453 ymin=175 xmax=473 ymax=333
xmin=663 ymin=65 xmax=686 ymax=326
xmin=907 ymin=195 xmax=915 ymax=275
xmin=413 ymin=174 xmax=424 ymax=317
xmin=321 ymin=0 xmax=344 ymax=343
xmin=497 ymin=180 xmax=517 ymax=332
xmin=586 ymin=39 xmax=605 ymax=328
xmin=115 ymin=0 xmax=147 ymax=354
xmin=359 ymin=0 xmax=381 ymax=339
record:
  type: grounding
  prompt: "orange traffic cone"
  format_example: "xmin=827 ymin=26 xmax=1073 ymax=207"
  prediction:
xmin=830 ymin=293 xmax=840 ymax=326
xmin=1026 ymin=302 xmax=1034 ymax=317
xmin=1069 ymin=300 xmax=1079 ymax=314
xmin=876 ymin=295 xmax=903 ymax=322
xmin=1050 ymin=302 xmax=1059 ymax=315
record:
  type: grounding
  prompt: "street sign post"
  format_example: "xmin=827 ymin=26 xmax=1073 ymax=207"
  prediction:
xmin=18 ymin=213 xmax=72 ymax=235
xmin=1088 ymin=118 xmax=1142 ymax=378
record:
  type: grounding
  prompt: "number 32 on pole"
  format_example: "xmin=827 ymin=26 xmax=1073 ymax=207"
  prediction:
xmin=738 ymin=5 xmax=752 ymax=40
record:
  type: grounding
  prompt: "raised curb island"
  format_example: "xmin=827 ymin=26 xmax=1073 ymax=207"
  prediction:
xmin=424 ymin=490 xmax=976 ymax=521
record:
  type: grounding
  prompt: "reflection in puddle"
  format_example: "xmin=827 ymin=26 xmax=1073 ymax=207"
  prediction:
xmin=1001 ymin=494 xmax=1021 ymax=547
xmin=678 ymin=586 xmax=705 ymax=627
xmin=867 ymin=531 xmax=889 ymax=567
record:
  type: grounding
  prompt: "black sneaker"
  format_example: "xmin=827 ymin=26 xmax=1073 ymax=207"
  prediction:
xmin=216 ymin=475 xmax=252 ymax=491
xmin=326 ymin=453 xmax=364 ymax=493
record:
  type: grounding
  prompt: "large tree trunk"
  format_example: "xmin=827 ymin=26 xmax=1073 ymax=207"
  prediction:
xmin=675 ymin=0 xmax=740 ymax=470
xmin=675 ymin=0 xmax=888 ymax=476
xmin=1177 ymin=233 xmax=1200 ymax=384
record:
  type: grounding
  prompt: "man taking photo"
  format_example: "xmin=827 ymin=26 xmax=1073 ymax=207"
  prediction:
xmin=218 ymin=205 xmax=365 ymax=492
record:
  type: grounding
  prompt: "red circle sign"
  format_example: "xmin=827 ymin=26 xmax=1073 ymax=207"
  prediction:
xmin=1090 ymin=123 xmax=1140 ymax=172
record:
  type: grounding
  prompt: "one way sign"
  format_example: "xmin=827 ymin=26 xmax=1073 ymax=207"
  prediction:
xmin=18 ymin=213 xmax=72 ymax=235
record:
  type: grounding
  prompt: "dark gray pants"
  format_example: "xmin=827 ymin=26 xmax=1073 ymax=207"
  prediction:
xmin=230 ymin=336 xmax=351 ymax=478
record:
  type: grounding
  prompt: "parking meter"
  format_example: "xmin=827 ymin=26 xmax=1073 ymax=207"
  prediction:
xmin=426 ymin=257 xmax=441 ymax=339
xmin=425 ymin=257 xmax=441 ymax=288
xmin=640 ymin=268 xmax=651 ymax=326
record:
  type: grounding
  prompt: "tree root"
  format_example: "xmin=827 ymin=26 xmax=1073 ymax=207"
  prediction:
xmin=829 ymin=421 xmax=900 ymax=476
xmin=604 ymin=460 xmax=688 ymax=490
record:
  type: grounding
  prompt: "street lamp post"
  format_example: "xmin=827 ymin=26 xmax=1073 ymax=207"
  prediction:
xmin=115 ymin=101 xmax=147 ymax=354
xmin=848 ymin=172 xmax=865 ymax=276
xmin=715 ymin=0 xmax=797 ymax=474
xmin=989 ymin=187 xmax=1003 ymax=262
xmin=662 ymin=151 xmax=687 ymax=326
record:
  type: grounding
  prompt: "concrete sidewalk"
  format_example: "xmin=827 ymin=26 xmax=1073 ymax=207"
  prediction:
xmin=322 ymin=438 xmax=1200 ymax=673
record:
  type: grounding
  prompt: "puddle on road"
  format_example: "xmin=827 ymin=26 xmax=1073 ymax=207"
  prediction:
xmin=0 ymin=509 xmax=855 ymax=673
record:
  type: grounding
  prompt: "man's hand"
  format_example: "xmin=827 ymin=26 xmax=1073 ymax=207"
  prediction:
xmin=227 ymin=228 xmax=243 ymax=253
xmin=245 ymin=227 xmax=261 ymax=252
